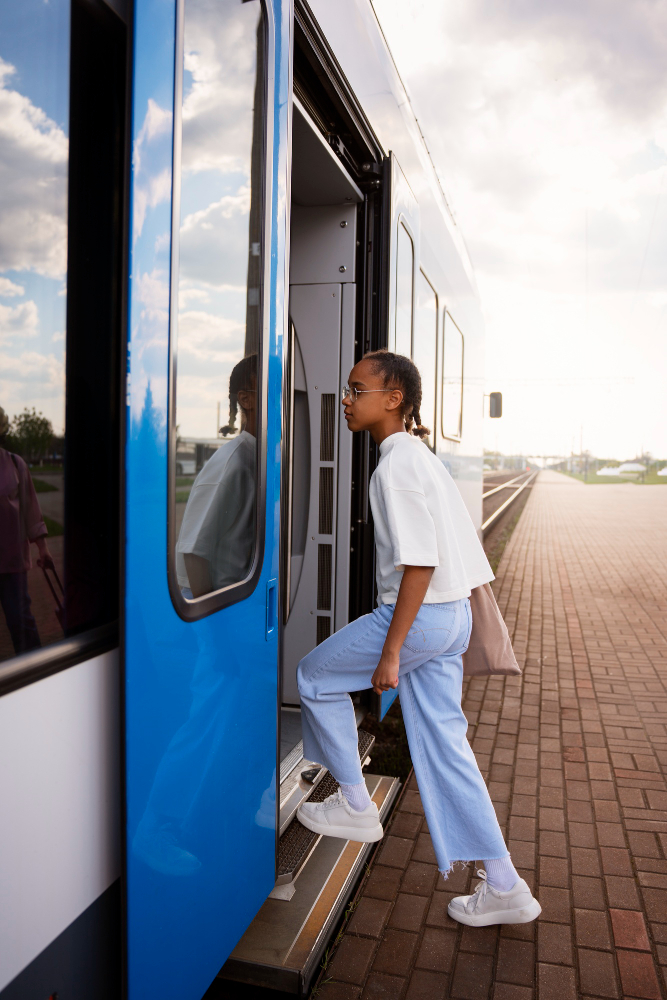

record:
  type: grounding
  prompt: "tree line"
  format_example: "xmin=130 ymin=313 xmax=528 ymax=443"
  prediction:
xmin=3 ymin=407 xmax=62 ymax=465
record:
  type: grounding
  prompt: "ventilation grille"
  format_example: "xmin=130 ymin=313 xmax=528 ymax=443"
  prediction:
xmin=317 ymin=543 xmax=332 ymax=610
xmin=318 ymin=466 xmax=334 ymax=535
xmin=316 ymin=616 xmax=331 ymax=645
xmin=320 ymin=394 xmax=336 ymax=461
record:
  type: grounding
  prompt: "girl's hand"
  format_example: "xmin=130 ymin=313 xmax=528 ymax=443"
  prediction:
xmin=371 ymin=651 xmax=400 ymax=695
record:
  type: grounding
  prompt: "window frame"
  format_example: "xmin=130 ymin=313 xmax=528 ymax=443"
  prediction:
xmin=413 ymin=268 xmax=439 ymax=452
xmin=440 ymin=309 xmax=465 ymax=442
xmin=0 ymin=0 xmax=128 ymax=694
xmin=393 ymin=216 xmax=415 ymax=356
xmin=166 ymin=0 xmax=270 ymax=622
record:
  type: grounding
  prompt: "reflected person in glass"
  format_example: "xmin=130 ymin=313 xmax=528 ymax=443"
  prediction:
xmin=0 ymin=406 xmax=54 ymax=654
xmin=132 ymin=356 xmax=259 ymax=875
xmin=176 ymin=354 xmax=258 ymax=599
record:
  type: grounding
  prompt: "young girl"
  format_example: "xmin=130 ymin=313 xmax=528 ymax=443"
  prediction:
xmin=296 ymin=351 xmax=541 ymax=927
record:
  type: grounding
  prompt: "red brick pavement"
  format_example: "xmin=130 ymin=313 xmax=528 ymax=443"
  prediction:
xmin=317 ymin=472 xmax=667 ymax=1000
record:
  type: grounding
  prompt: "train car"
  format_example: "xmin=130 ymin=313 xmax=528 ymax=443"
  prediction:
xmin=0 ymin=1 xmax=487 ymax=998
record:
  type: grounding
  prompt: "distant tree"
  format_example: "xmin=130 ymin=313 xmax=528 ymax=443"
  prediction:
xmin=7 ymin=407 xmax=54 ymax=464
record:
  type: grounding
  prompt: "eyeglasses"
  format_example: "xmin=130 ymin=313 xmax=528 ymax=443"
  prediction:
xmin=341 ymin=385 xmax=402 ymax=403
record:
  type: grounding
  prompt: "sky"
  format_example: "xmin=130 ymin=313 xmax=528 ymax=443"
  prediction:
xmin=372 ymin=0 xmax=667 ymax=461
xmin=0 ymin=0 xmax=69 ymax=436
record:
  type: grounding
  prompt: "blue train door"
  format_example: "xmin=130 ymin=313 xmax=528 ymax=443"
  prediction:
xmin=123 ymin=0 xmax=290 ymax=997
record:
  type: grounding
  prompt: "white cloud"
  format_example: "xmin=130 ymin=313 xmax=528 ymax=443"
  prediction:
xmin=181 ymin=2 xmax=261 ymax=176
xmin=0 ymin=277 xmax=25 ymax=297
xmin=0 ymin=59 xmax=68 ymax=278
xmin=136 ymin=268 xmax=169 ymax=314
xmin=133 ymin=167 xmax=172 ymax=243
xmin=179 ymin=191 xmax=250 ymax=288
xmin=179 ymin=286 xmax=210 ymax=307
xmin=177 ymin=308 xmax=243 ymax=364
xmin=134 ymin=98 xmax=172 ymax=168
xmin=132 ymin=100 xmax=174 ymax=240
xmin=0 ymin=349 xmax=65 ymax=434
xmin=0 ymin=299 xmax=39 ymax=344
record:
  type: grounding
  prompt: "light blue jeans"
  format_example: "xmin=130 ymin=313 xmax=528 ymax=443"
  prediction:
xmin=297 ymin=598 xmax=509 ymax=874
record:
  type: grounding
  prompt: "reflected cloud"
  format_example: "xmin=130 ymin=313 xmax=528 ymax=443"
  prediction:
xmin=0 ymin=299 xmax=39 ymax=343
xmin=0 ymin=58 xmax=68 ymax=279
xmin=0 ymin=277 xmax=25 ymax=297
xmin=179 ymin=191 xmax=251 ymax=289
xmin=132 ymin=99 xmax=174 ymax=240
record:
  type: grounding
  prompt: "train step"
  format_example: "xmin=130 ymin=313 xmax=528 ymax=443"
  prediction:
xmin=216 ymin=730 xmax=399 ymax=996
xmin=277 ymin=728 xmax=375 ymax=883
xmin=218 ymin=772 xmax=400 ymax=996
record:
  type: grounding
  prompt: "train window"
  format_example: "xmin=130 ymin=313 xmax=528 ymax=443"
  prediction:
xmin=441 ymin=312 xmax=464 ymax=440
xmin=413 ymin=271 xmax=438 ymax=450
xmin=394 ymin=221 xmax=414 ymax=357
xmin=169 ymin=0 xmax=265 ymax=612
xmin=0 ymin=0 xmax=125 ymax=671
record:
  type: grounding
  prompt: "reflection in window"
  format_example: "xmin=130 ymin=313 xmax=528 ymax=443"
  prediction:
xmin=442 ymin=312 xmax=464 ymax=440
xmin=413 ymin=271 xmax=438 ymax=450
xmin=0 ymin=0 xmax=69 ymax=663
xmin=172 ymin=0 xmax=264 ymax=602
xmin=394 ymin=221 xmax=414 ymax=357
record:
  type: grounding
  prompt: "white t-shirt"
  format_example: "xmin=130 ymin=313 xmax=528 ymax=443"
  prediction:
xmin=176 ymin=431 xmax=256 ymax=592
xmin=369 ymin=431 xmax=493 ymax=605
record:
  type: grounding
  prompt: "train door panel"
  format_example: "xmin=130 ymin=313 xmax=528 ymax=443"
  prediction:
xmin=282 ymin=204 xmax=358 ymax=704
xmin=124 ymin=0 xmax=289 ymax=998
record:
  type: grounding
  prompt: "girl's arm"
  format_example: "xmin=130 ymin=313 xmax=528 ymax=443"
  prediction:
xmin=371 ymin=565 xmax=435 ymax=695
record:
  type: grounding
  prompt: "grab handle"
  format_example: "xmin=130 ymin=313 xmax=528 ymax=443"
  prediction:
xmin=266 ymin=578 xmax=278 ymax=640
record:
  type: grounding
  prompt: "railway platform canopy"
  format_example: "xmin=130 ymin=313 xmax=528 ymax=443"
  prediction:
xmin=313 ymin=470 xmax=667 ymax=1000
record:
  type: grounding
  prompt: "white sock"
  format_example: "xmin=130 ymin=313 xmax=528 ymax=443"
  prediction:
xmin=339 ymin=781 xmax=372 ymax=812
xmin=484 ymin=855 xmax=520 ymax=891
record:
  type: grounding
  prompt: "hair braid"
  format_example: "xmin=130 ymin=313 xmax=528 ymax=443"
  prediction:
xmin=363 ymin=349 xmax=430 ymax=439
xmin=220 ymin=353 xmax=258 ymax=436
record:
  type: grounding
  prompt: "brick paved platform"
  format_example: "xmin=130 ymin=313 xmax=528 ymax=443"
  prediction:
xmin=318 ymin=471 xmax=667 ymax=1000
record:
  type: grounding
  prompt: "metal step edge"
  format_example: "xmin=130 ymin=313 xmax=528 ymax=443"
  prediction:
xmin=299 ymin=776 xmax=401 ymax=991
xmin=279 ymin=762 xmax=328 ymax=837
xmin=280 ymin=740 xmax=305 ymax=785
xmin=276 ymin=730 xmax=375 ymax=884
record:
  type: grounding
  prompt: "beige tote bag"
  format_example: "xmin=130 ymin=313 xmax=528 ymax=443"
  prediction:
xmin=462 ymin=583 xmax=521 ymax=677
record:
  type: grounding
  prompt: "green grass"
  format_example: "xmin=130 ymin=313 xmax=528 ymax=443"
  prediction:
xmin=562 ymin=470 xmax=667 ymax=485
xmin=31 ymin=477 xmax=58 ymax=493
xmin=175 ymin=489 xmax=192 ymax=504
xmin=28 ymin=464 xmax=63 ymax=473
xmin=176 ymin=476 xmax=195 ymax=487
xmin=43 ymin=515 xmax=64 ymax=537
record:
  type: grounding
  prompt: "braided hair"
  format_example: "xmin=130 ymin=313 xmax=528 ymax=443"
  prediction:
xmin=363 ymin=349 xmax=430 ymax=439
xmin=220 ymin=353 xmax=258 ymax=436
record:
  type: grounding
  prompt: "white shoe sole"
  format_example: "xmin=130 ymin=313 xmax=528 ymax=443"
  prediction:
xmin=447 ymin=897 xmax=542 ymax=926
xmin=297 ymin=806 xmax=384 ymax=843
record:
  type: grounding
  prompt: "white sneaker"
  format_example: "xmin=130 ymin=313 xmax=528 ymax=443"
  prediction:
xmin=297 ymin=789 xmax=384 ymax=843
xmin=447 ymin=870 xmax=541 ymax=926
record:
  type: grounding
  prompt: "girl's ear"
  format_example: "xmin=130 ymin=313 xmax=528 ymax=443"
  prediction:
xmin=386 ymin=388 xmax=404 ymax=412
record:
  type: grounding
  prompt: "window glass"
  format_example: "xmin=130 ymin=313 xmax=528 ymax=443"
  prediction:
xmin=172 ymin=0 xmax=264 ymax=603
xmin=413 ymin=271 xmax=437 ymax=450
xmin=442 ymin=312 xmax=464 ymax=439
xmin=0 ymin=1 xmax=70 ymax=663
xmin=394 ymin=221 xmax=413 ymax=357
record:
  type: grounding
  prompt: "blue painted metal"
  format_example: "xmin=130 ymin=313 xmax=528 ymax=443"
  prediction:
xmin=379 ymin=686 xmax=399 ymax=721
xmin=123 ymin=0 xmax=290 ymax=997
